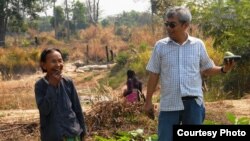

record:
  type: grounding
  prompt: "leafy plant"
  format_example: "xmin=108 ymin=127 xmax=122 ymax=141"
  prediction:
xmin=94 ymin=129 xmax=158 ymax=141
xmin=145 ymin=134 xmax=158 ymax=141
xmin=226 ymin=112 xmax=250 ymax=125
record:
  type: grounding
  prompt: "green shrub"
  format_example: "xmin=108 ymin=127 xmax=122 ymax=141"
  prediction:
xmin=115 ymin=52 xmax=129 ymax=66
xmin=108 ymin=70 xmax=126 ymax=89
xmin=139 ymin=42 xmax=148 ymax=52
xmin=129 ymin=49 xmax=151 ymax=77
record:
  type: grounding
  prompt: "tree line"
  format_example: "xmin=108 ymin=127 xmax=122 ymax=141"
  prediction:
xmin=0 ymin=0 xmax=100 ymax=46
xmin=0 ymin=0 xmax=153 ymax=46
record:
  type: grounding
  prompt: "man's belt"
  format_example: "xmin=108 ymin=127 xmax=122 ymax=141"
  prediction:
xmin=181 ymin=96 xmax=198 ymax=100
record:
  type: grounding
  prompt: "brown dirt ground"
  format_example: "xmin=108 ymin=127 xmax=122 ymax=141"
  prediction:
xmin=205 ymin=98 xmax=250 ymax=124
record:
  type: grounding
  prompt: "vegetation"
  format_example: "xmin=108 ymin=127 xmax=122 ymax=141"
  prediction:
xmin=85 ymin=101 xmax=157 ymax=141
xmin=0 ymin=0 xmax=42 ymax=46
xmin=94 ymin=129 xmax=158 ymax=141
xmin=187 ymin=0 xmax=250 ymax=97
xmin=72 ymin=1 xmax=88 ymax=30
xmin=204 ymin=112 xmax=250 ymax=125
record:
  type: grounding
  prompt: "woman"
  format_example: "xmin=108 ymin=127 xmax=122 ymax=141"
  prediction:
xmin=123 ymin=70 xmax=144 ymax=102
xmin=35 ymin=48 xmax=87 ymax=141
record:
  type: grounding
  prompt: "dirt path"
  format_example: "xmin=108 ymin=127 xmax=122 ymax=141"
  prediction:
xmin=0 ymin=110 xmax=39 ymax=123
xmin=205 ymin=98 xmax=250 ymax=124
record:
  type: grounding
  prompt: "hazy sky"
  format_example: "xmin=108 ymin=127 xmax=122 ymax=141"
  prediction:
xmin=99 ymin=0 xmax=151 ymax=17
xmin=43 ymin=0 xmax=151 ymax=18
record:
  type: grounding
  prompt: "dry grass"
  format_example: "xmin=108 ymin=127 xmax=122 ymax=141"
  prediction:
xmin=27 ymin=29 xmax=39 ymax=38
xmin=67 ymin=42 xmax=86 ymax=61
xmin=0 ymin=122 xmax=40 ymax=141
xmin=78 ymin=25 xmax=128 ymax=62
xmin=0 ymin=47 xmax=40 ymax=80
xmin=205 ymin=37 xmax=224 ymax=65
xmin=0 ymin=94 xmax=36 ymax=110
xmin=3 ymin=24 xmax=160 ymax=65
xmin=0 ymin=74 xmax=38 ymax=110
xmin=85 ymin=100 xmax=157 ymax=138
xmin=130 ymin=25 xmax=163 ymax=47
xmin=0 ymin=100 xmax=156 ymax=141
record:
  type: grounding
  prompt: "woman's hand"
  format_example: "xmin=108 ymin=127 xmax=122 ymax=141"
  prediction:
xmin=47 ymin=70 xmax=62 ymax=87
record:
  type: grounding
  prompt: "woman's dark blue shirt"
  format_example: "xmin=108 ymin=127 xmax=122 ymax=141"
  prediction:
xmin=35 ymin=76 xmax=86 ymax=141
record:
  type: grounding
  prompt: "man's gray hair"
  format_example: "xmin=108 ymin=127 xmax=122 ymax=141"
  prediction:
xmin=165 ymin=6 xmax=192 ymax=23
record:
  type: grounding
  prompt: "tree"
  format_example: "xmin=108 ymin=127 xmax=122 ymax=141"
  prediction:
xmin=41 ymin=0 xmax=53 ymax=17
xmin=112 ymin=11 xmax=151 ymax=27
xmin=189 ymin=0 xmax=250 ymax=51
xmin=86 ymin=0 xmax=100 ymax=25
xmin=53 ymin=0 xmax=58 ymax=38
xmin=150 ymin=0 xmax=185 ymax=16
xmin=50 ymin=6 xmax=65 ymax=28
xmin=39 ymin=0 xmax=53 ymax=33
xmin=0 ymin=0 xmax=41 ymax=47
xmin=72 ymin=0 xmax=88 ymax=30
xmin=50 ymin=6 xmax=65 ymax=38
xmin=101 ymin=19 xmax=110 ymax=27
xmin=65 ymin=0 xmax=70 ymax=40
xmin=188 ymin=0 xmax=250 ymax=96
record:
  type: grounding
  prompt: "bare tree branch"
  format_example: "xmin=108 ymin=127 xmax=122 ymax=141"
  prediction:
xmin=86 ymin=0 xmax=100 ymax=25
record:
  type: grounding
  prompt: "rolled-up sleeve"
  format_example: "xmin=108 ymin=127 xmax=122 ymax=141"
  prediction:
xmin=146 ymin=43 xmax=161 ymax=74
xmin=200 ymin=41 xmax=215 ymax=71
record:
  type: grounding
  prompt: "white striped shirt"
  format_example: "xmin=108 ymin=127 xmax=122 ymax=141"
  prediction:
xmin=146 ymin=36 xmax=214 ymax=111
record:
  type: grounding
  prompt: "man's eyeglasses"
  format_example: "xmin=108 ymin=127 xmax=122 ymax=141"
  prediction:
xmin=164 ymin=22 xmax=177 ymax=28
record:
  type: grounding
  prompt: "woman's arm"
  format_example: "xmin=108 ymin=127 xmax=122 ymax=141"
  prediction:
xmin=69 ymin=80 xmax=87 ymax=138
xmin=35 ymin=80 xmax=57 ymax=116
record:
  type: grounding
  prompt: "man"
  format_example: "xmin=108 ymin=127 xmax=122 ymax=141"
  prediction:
xmin=144 ymin=6 xmax=235 ymax=141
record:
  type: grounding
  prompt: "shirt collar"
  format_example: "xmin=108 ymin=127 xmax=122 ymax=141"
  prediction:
xmin=43 ymin=77 xmax=49 ymax=84
xmin=166 ymin=34 xmax=196 ymax=45
xmin=43 ymin=76 xmax=64 ymax=85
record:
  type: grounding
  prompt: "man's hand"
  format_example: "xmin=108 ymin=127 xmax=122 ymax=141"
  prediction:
xmin=144 ymin=102 xmax=155 ymax=120
xmin=223 ymin=60 xmax=236 ymax=72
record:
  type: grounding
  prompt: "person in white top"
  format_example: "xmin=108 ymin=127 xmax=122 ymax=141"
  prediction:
xmin=144 ymin=6 xmax=235 ymax=141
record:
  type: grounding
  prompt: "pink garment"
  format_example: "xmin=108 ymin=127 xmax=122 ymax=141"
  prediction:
xmin=126 ymin=90 xmax=138 ymax=102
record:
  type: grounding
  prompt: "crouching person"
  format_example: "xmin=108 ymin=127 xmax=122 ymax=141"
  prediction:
xmin=123 ymin=69 xmax=145 ymax=102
